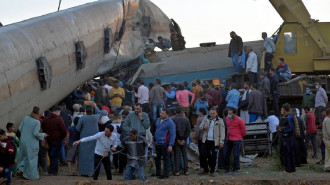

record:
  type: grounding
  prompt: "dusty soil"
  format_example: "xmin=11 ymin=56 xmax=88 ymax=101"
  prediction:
xmin=8 ymin=157 xmax=330 ymax=185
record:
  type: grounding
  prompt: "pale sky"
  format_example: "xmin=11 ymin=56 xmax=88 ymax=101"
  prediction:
xmin=1 ymin=0 xmax=329 ymax=47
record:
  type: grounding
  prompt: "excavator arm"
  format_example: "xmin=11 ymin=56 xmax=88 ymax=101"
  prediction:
xmin=269 ymin=0 xmax=330 ymax=56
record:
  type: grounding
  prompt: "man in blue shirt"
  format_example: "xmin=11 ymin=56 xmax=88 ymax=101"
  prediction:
xmin=262 ymin=32 xmax=276 ymax=72
xmin=225 ymin=83 xmax=240 ymax=110
xmin=157 ymin=36 xmax=171 ymax=51
xmin=153 ymin=109 xmax=176 ymax=179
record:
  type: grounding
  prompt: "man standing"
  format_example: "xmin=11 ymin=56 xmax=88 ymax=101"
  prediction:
xmin=269 ymin=68 xmax=280 ymax=117
xmin=248 ymin=83 xmax=264 ymax=123
xmin=262 ymin=32 xmax=276 ymax=72
xmin=192 ymin=79 xmax=204 ymax=104
xmin=153 ymin=109 xmax=176 ymax=179
xmin=223 ymin=108 xmax=246 ymax=176
xmin=322 ymin=108 xmax=330 ymax=171
xmin=245 ymin=46 xmax=258 ymax=84
xmin=228 ymin=31 xmax=243 ymax=73
xmin=0 ymin=129 xmax=16 ymax=185
xmin=199 ymin=108 xmax=225 ymax=176
xmin=149 ymin=79 xmax=165 ymax=122
xmin=73 ymin=124 xmax=117 ymax=180
xmin=17 ymin=106 xmax=48 ymax=180
xmin=239 ymin=81 xmax=251 ymax=123
xmin=122 ymin=104 xmax=150 ymax=137
xmin=109 ymin=80 xmax=125 ymax=111
xmin=302 ymin=87 xmax=316 ymax=117
xmin=259 ymin=72 xmax=270 ymax=117
xmin=42 ymin=106 xmax=67 ymax=176
xmin=94 ymin=80 xmax=110 ymax=107
xmin=172 ymin=107 xmax=191 ymax=176
xmin=134 ymin=80 xmax=150 ymax=113
xmin=304 ymin=106 xmax=318 ymax=158
xmin=226 ymin=83 xmax=240 ymax=110
xmin=117 ymin=129 xmax=156 ymax=181
xmin=276 ymin=58 xmax=291 ymax=82
xmin=207 ymin=84 xmax=222 ymax=109
xmin=315 ymin=82 xmax=328 ymax=125
xmin=277 ymin=103 xmax=295 ymax=173
xmin=194 ymin=108 xmax=207 ymax=171
xmin=176 ymin=84 xmax=195 ymax=119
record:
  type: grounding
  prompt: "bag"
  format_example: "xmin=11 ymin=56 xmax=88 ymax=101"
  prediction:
xmin=238 ymin=99 xmax=249 ymax=110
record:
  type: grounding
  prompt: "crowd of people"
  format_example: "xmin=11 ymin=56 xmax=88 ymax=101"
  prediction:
xmin=0 ymin=31 xmax=329 ymax=185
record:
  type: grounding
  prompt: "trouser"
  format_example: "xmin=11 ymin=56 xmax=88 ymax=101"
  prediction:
xmin=155 ymin=144 xmax=171 ymax=177
xmin=315 ymin=106 xmax=325 ymax=125
xmin=231 ymin=53 xmax=239 ymax=72
xmin=48 ymin=141 xmax=62 ymax=174
xmin=224 ymin=140 xmax=241 ymax=172
xmin=198 ymin=140 xmax=207 ymax=169
xmin=249 ymin=113 xmax=261 ymax=123
xmin=217 ymin=145 xmax=225 ymax=169
xmin=248 ymin=71 xmax=258 ymax=84
xmin=240 ymin=110 xmax=249 ymax=124
xmin=124 ymin=163 xmax=145 ymax=181
xmin=271 ymin=93 xmax=280 ymax=117
xmin=38 ymin=141 xmax=48 ymax=173
xmin=93 ymin=154 xmax=112 ymax=180
xmin=202 ymin=140 xmax=218 ymax=173
xmin=1 ymin=167 xmax=12 ymax=185
xmin=321 ymin=140 xmax=325 ymax=161
xmin=141 ymin=103 xmax=150 ymax=114
xmin=279 ymin=73 xmax=291 ymax=82
xmin=295 ymin=138 xmax=307 ymax=166
xmin=282 ymin=135 xmax=295 ymax=173
xmin=265 ymin=52 xmax=274 ymax=72
xmin=263 ymin=97 xmax=268 ymax=117
xmin=152 ymin=103 xmax=163 ymax=122
xmin=305 ymin=133 xmax=318 ymax=157
xmin=113 ymin=152 xmax=126 ymax=173
xmin=324 ymin=140 xmax=330 ymax=170
xmin=174 ymin=142 xmax=188 ymax=172
xmin=60 ymin=142 xmax=66 ymax=162
xmin=181 ymin=106 xmax=190 ymax=119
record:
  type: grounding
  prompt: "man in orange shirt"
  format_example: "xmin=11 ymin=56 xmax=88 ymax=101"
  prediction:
xmin=109 ymin=80 xmax=125 ymax=111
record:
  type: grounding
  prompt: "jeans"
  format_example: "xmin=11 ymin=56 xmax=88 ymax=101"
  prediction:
xmin=202 ymin=140 xmax=218 ymax=173
xmin=174 ymin=142 xmax=188 ymax=172
xmin=198 ymin=140 xmax=207 ymax=169
xmin=305 ymin=133 xmax=318 ymax=157
xmin=249 ymin=113 xmax=261 ymax=123
xmin=60 ymin=143 xmax=66 ymax=162
xmin=231 ymin=53 xmax=239 ymax=72
xmin=152 ymin=104 xmax=163 ymax=122
xmin=124 ymin=163 xmax=145 ymax=181
xmin=155 ymin=144 xmax=171 ymax=177
xmin=217 ymin=145 xmax=225 ymax=169
xmin=141 ymin=103 xmax=150 ymax=114
xmin=279 ymin=73 xmax=291 ymax=82
xmin=48 ymin=141 xmax=62 ymax=175
xmin=282 ymin=136 xmax=295 ymax=173
xmin=2 ymin=167 xmax=12 ymax=185
xmin=224 ymin=140 xmax=241 ymax=172
xmin=248 ymin=71 xmax=258 ymax=84
xmin=93 ymin=154 xmax=112 ymax=180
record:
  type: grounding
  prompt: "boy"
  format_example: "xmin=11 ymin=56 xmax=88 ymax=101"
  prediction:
xmin=5 ymin=123 xmax=19 ymax=176
xmin=66 ymin=117 xmax=80 ymax=176
xmin=0 ymin=129 xmax=16 ymax=185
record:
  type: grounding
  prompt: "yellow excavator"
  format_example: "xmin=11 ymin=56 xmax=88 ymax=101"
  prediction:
xmin=269 ymin=0 xmax=330 ymax=73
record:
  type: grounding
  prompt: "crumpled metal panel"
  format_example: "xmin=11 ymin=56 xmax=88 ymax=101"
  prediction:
xmin=0 ymin=0 xmax=171 ymax=127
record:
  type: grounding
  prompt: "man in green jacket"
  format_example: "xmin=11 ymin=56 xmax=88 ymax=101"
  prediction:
xmin=122 ymin=103 xmax=150 ymax=137
xmin=302 ymin=87 xmax=316 ymax=117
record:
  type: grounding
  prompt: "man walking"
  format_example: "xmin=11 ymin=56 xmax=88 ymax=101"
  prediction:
xmin=41 ymin=106 xmax=67 ymax=176
xmin=199 ymin=108 xmax=225 ymax=176
xmin=223 ymin=108 xmax=246 ymax=176
xmin=149 ymin=79 xmax=165 ymax=122
xmin=228 ymin=31 xmax=243 ymax=73
xmin=245 ymin=46 xmax=258 ymax=84
xmin=172 ymin=107 xmax=191 ymax=176
xmin=315 ymin=82 xmax=328 ymax=125
xmin=153 ymin=109 xmax=176 ymax=179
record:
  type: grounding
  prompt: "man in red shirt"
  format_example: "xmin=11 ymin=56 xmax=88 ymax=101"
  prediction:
xmin=304 ymin=106 xmax=318 ymax=158
xmin=223 ymin=108 xmax=246 ymax=176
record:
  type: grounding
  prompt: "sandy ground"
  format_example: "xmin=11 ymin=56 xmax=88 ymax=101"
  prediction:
xmin=7 ymin=156 xmax=330 ymax=185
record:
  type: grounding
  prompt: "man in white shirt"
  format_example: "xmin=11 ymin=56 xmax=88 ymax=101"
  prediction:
xmin=74 ymin=124 xmax=117 ymax=180
xmin=134 ymin=80 xmax=150 ymax=113
xmin=263 ymin=110 xmax=279 ymax=142
xmin=245 ymin=46 xmax=258 ymax=84
xmin=262 ymin=32 xmax=276 ymax=72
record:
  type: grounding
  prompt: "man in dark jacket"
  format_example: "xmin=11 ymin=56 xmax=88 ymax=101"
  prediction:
xmin=207 ymin=84 xmax=222 ymax=109
xmin=270 ymin=68 xmax=280 ymax=117
xmin=248 ymin=83 xmax=264 ymax=123
xmin=41 ymin=106 xmax=67 ymax=175
xmin=228 ymin=31 xmax=243 ymax=73
xmin=0 ymin=129 xmax=16 ymax=185
xmin=150 ymin=79 xmax=165 ymax=122
xmin=172 ymin=107 xmax=191 ymax=176
xmin=258 ymin=72 xmax=270 ymax=117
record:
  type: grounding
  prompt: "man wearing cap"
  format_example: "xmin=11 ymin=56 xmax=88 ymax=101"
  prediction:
xmin=153 ymin=109 xmax=176 ymax=179
xmin=109 ymin=80 xmax=125 ymax=111
xmin=17 ymin=106 xmax=48 ymax=180
xmin=116 ymin=128 xmax=156 ymax=181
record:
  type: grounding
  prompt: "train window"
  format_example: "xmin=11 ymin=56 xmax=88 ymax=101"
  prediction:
xmin=284 ymin=32 xmax=297 ymax=54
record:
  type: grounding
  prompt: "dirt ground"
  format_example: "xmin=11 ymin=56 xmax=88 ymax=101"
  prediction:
xmin=8 ymin=156 xmax=330 ymax=185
